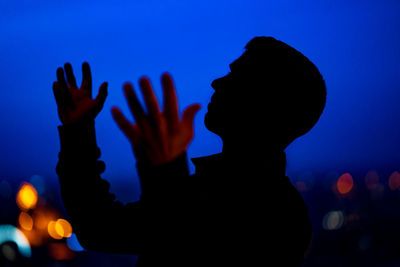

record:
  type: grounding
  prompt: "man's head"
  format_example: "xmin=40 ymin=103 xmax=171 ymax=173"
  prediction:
xmin=204 ymin=36 xmax=326 ymax=150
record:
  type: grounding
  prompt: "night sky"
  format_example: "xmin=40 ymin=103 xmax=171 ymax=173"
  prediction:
xmin=1 ymin=0 xmax=400 ymax=203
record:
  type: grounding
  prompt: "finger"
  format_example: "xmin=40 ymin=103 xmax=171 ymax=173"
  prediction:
xmin=55 ymin=68 xmax=73 ymax=107
xmin=92 ymin=82 xmax=108 ymax=115
xmin=161 ymin=73 xmax=179 ymax=133
xmin=111 ymin=106 xmax=135 ymax=142
xmin=139 ymin=77 xmax=161 ymax=119
xmin=64 ymin=62 xmax=77 ymax=88
xmin=182 ymin=104 xmax=201 ymax=131
xmin=123 ymin=82 xmax=145 ymax=124
xmin=56 ymin=67 xmax=67 ymax=89
xmin=81 ymin=62 xmax=92 ymax=97
xmin=52 ymin=81 xmax=64 ymax=107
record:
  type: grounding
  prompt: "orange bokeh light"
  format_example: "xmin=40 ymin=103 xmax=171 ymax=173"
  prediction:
xmin=48 ymin=221 xmax=63 ymax=240
xmin=337 ymin=173 xmax=354 ymax=194
xmin=18 ymin=212 xmax=33 ymax=231
xmin=56 ymin=219 xmax=73 ymax=238
xmin=16 ymin=183 xmax=38 ymax=210
xmin=389 ymin=171 xmax=400 ymax=191
xmin=47 ymin=218 xmax=73 ymax=239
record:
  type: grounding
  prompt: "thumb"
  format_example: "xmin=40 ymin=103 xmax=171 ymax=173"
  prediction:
xmin=95 ymin=82 xmax=108 ymax=104
xmin=88 ymin=82 xmax=108 ymax=119
xmin=93 ymin=82 xmax=108 ymax=113
xmin=182 ymin=103 xmax=201 ymax=130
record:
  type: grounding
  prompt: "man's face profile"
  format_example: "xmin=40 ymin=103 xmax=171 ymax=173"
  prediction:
xmin=204 ymin=53 xmax=247 ymax=138
xmin=204 ymin=51 xmax=271 ymax=139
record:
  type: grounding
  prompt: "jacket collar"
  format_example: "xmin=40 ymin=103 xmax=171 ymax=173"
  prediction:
xmin=191 ymin=151 xmax=287 ymax=178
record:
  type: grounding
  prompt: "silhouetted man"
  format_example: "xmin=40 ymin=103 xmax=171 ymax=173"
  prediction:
xmin=53 ymin=36 xmax=326 ymax=266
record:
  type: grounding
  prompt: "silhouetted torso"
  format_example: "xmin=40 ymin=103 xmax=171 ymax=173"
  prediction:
xmin=56 ymin=120 xmax=311 ymax=266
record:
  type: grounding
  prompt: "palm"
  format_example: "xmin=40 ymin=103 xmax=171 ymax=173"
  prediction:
xmin=111 ymin=74 xmax=201 ymax=165
xmin=53 ymin=62 xmax=108 ymax=125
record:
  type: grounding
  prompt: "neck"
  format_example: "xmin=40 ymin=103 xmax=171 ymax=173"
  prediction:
xmin=221 ymin=139 xmax=285 ymax=162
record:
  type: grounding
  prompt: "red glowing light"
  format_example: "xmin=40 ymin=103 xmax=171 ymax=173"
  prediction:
xmin=337 ymin=173 xmax=354 ymax=194
xmin=389 ymin=171 xmax=400 ymax=191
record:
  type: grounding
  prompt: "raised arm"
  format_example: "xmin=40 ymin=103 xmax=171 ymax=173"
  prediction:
xmin=53 ymin=62 xmax=145 ymax=253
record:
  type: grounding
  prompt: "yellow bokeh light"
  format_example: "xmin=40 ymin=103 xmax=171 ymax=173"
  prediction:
xmin=48 ymin=221 xmax=63 ymax=240
xmin=16 ymin=183 xmax=38 ymax=211
xmin=18 ymin=212 xmax=33 ymax=231
xmin=56 ymin=219 xmax=72 ymax=238
xmin=55 ymin=221 xmax=65 ymax=237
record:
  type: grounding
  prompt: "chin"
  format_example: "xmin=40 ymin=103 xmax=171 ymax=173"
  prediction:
xmin=204 ymin=111 xmax=222 ymax=136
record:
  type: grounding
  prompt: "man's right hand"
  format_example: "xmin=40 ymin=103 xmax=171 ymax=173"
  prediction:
xmin=52 ymin=62 xmax=108 ymax=125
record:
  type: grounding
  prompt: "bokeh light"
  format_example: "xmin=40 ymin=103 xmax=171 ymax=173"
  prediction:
xmin=47 ymin=221 xmax=63 ymax=240
xmin=55 ymin=219 xmax=72 ymax=238
xmin=2 ymin=243 xmax=17 ymax=262
xmin=18 ymin=212 xmax=33 ymax=231
xmin=336 ymin=173 xmax=354 ymax=195
xmin=388 ymin=171 xmax=400 ymax=191
xmin=322 ymin=211 xmax=345 ymax=230
xmin=16 ymin=183 xmax=38 ymax=211
xmin=0 ymin=225 xmax=31 ymax=257
xmin=34 ymin=209 xmax=53 ymax=231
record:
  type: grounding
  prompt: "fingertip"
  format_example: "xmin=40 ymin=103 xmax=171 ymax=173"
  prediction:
xmin=192 ymin=103 xmax=202 ymax=113
xmin=139 ymin=76 xmax=150 ymax=86
xmin=123 ymin=82 xmax=133 ymax=94
xmin=111 ymin=106 xmax=120 ymax=114
xmin=123 ymin=82 xmax=132 ymax=88
xmin=82 ymin=62 xmax=90 ymax=71
xmin=64 ymin=62 xmax=72 ymax=69
xmin=161 ymin=72 xmax=171 ymax=80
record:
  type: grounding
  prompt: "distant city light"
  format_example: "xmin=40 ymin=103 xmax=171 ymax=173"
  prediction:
xmin=337 ymin=173 xmax=354 ymax=195
xmin=47 ymin=219 xmax=73 ymax=239
xmin=388 ymin=171 xmax=400 ymax=191
xmin=322 ymin=211 xmax=344 ymax=230
xmin=47 ymin=221 xmax=63 ymax=240
xmin=55 ymin=219 xmax=72 ymax=238
xmin=18 ymin=212 xmax=33 ymax=231
xmin=16 ymin=183 xmax=38 ymax=211
xmin=2 ymin=243 xmax=17 ymax=262
xmin=0 ymin=225 xmax=31 ymax=257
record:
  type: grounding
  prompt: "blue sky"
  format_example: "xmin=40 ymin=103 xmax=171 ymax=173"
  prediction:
xmin=1 ymin=0 xmax=399 ymax=201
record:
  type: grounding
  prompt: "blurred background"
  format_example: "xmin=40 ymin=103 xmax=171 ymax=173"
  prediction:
xmin=1 ymin=0 xmax=400 ymax=266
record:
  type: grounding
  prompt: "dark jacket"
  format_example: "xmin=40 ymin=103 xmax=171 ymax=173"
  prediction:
xmin=56 ymin=120 xmax=312 ymax=266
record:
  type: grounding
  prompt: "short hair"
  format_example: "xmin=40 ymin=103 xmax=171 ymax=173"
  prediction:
xmin=244 ymin=36 xmax=327 ymax=144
